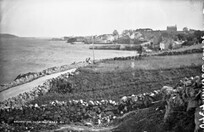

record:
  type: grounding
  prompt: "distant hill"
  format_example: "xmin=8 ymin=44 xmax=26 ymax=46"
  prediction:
xmin=0 ymin=34 xmax=18 ymax=38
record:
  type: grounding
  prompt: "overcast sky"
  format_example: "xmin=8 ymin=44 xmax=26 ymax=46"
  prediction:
xmin=0 ymin=0 xmax=203 ymax=37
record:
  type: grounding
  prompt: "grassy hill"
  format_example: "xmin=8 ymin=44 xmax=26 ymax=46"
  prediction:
xmin=0 ymin=33 xmax=18 ymax=38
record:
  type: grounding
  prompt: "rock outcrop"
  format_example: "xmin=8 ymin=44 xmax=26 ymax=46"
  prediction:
xmin=161 ymin=76 xmax=202 ymax=132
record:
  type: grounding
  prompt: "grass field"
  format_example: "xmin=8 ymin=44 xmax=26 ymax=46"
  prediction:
xmin=2 ymin=48 xmax=201 ymax=132
xmin=87 ymin=53 xmax=202 ymax=72
xmin=30 ymin=53 xmax=202 ymax=104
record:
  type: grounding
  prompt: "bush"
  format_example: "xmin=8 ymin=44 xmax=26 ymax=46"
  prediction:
xmin=117 ymin=36 xmax=130 ymax=44
xmin=182 ymin=41 xmax=195 ymax=46
xmin=67 ymin=38 xmax=77 ymax=43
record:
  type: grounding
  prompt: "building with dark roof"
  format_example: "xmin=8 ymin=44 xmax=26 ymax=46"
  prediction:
xmin=167 ymin=25 xmax=177 ymax=32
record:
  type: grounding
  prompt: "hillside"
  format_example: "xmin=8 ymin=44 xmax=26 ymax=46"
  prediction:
xmin=0 ymin=33 xmax=18 ymax=38
xmin=26 ymin=52 xmax=201 ymax=104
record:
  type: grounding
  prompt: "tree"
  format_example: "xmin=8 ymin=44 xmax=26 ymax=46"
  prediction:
xmin=137 ymin=45 xmax=143 ymax=58
xmin=168 ymin=43 xmax=173 ymax=50
xmin=67 ymin=38 xmax=77 ymax=43
xmin=177 ymin=34 xmax=186 ymax=40
xmin=113 ymin=30 xmax=119 ymax=44
xmin=113 ymin=30 xmax=119 ymax=36
xmin=128 ymin=30 xmax=133 ymax=36
xmin=117 ymin=36 xmax=130 ymax=44
xmin=183 ymin=27 xmax=188 ymax=32
xmin=194 ymin=30 xmax=204 ymax=43
xmin=122 ymin=30 xmax=130 ymax=37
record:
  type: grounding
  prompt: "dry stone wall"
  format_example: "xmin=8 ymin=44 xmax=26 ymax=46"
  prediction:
xmin=0 ymin=61 xmax=88 ymax=92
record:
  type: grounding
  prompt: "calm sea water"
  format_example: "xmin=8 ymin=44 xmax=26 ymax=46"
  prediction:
xmin=0 ymin=38 xmax=136 ymax=84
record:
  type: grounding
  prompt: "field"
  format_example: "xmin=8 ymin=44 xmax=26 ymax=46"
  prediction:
xmin=30 ymin=52 xmax=201 ymax=104
xmin=88 ymin=53 xmax=202 ymax=71
xmin=26 ymin=52 xmax=201 ymax=132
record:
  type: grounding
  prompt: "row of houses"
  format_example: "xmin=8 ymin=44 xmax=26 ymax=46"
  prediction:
xmin=64 ymin=26 xmax=176 ymax=44
xmin=95 ymin=34 xmax=115 ymax=44
xmin=63 ymin=32 xmax=183 ymax=50
xmin=64 ymin=31 xmax=146 ymax=44
xmin=159 ymin=39 xmax=184 ymax=50
xmin=91 ymin=31 xmax=146 ymax=44
xmin=64 ymin=26 xmax=201 ymax=51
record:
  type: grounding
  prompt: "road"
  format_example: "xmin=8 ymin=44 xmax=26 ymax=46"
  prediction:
xmin=55 ymin=124 xmax=117 ymax=132
xmin=0 ymin=68 xmax=76 ymax=102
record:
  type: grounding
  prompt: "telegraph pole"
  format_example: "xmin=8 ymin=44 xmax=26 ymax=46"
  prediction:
xmin=92 ymin=36 xmax=95 ymax=63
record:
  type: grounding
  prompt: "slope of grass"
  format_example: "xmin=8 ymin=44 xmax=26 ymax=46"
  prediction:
xmin=30 ymin=65 xmax=201 ymax=105
xmin=14 ymin=52 xmax=202 ymax=132
xmin=89 ymin=53 xmax=202 ymax=72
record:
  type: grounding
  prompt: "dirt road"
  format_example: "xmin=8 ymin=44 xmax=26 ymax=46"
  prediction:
xmin=0 ymin=68 xmax=77 ymax=102
xmin=55 ymin=124 xmax=117 ymax=132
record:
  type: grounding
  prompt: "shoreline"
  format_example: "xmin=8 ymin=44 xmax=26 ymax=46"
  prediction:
xmin=0 ymin=68 xmax=77 ymax=102
xmin=0 ymin=61 xmax=89 ymax=92
xmin=0 ymin=46 xmax=202 ymax=93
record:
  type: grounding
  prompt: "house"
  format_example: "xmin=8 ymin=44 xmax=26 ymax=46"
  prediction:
xmin=129 ymin=32 xmax=142 ymax=39
xmin=172 ymin=40 xmax=184 ymax=49
xmin=143 ymin=46 xmax=153 ymax=53
xmin=160 ymin=42 xmax=168 ymax=50
xmin=94 ymin=38 xmax=108 ymax=44
xmin=106 ymin=34 xmax=114 ymax=42
xmin=159 ymin=37 xmax=174 ymax=50
xmin=67 ymin=36 xmax=85 ymax=44
xmin=76 ymin=37 xmax=85 ymax=42
xmin=159 ymin=38 xmax=184 ymax=50
xmin=167 ymin=25 xmax=177 ymax=32
xmin=96 ymin=34 xmax=114 ymax=44
xmin=97 ymin=34 xmax=106 ymax=40
xmin=141 ymin=41 xmax=152 ymax=47
xmin=129 ymin=33 xmax=135 ymax=39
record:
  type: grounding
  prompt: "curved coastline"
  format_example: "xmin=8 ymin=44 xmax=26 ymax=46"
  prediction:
xmin=0 ymin=61 xmax=88 ymax=92
xmin=0 ymin=46 xmax=202 ymax=93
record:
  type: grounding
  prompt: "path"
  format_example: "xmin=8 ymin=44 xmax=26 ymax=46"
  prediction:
xmin=0 ymin=68 xmax=77 ymax=102
xmin=55 ymin=124 xmax=117 ymax=132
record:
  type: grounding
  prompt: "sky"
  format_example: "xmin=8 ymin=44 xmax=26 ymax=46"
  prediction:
xmin=0 ymin=0 xmax=204 ymax=37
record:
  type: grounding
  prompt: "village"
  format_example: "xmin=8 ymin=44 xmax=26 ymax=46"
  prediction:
xmin=56 ymin=26 xmax=204 ymax=52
